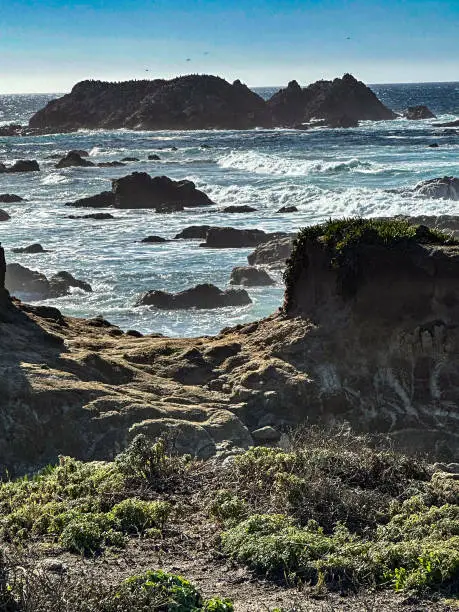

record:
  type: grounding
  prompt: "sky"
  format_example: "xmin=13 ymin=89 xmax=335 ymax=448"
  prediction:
xmin=0 ymin=0 xmax=458 ymax=93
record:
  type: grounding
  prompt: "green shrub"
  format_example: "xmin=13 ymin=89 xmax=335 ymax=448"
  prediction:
xmin=202 ymin=598 xmax=234 ymax=611
xmin=109 ymin=499 xmax=171 ymax=533
xmin=59 ymin=517 xmax=104 ymax=555
xmin=209 ymin=491 xmax=248 ymax=525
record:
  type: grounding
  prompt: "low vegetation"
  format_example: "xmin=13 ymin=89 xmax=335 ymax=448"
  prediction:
xmin=0 ymin=427 xmax=457 ymax=609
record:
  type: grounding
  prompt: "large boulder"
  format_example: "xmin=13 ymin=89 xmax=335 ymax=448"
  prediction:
xmin=247 ymin=236 xmax=295 ymax=267
xmin=67 ymin=173 xmax=213 ymax=211
xmin=230 ymin=266 xmax=275 ymax=287
xmin=267 ymin=73 xmax=396 ymax=127
xmin=29 ymin=75 xmax=272 ymax=131
xmin=55 ymin=152 xmax=95 ymax=168
xmin=414 ymin=176 xmax=459 ymax=200
xmin=222 ymin=205 xmax=257 ymax=213
xmin=201 ymin=227 xmax=286 ymax=248
xmin=404 ymin=105 xmax=436 ymax=120
xmin=48 ymin=271 xmax=92 ymax=297
xmin=136 ymin=283 xmax=252 ymax=309
xmin=12 ymin=243 xmax=47 ymax=254
xmin=0 ymin=210 xmax=11 ymax=222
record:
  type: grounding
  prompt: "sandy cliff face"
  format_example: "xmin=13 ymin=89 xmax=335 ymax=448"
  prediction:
xmin=1 ymin=225 xmax=458 ymax=475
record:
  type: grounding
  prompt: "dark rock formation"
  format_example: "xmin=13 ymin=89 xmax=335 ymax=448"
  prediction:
xmin=404 ymin=105 xmax=436 ymax=120
xmin=67 ymin=213 xmax=115 ymax=220
xmin=414 ymin=176 xmax=459 ymax=200
xmin=29 ymin=75 xmax=271 ymax=131
xmin=148 ymin=154 xmax=161 ymax=161
xmin=140 ymin=235 xmax=168 ymax=243
xmin=200 ymin=227 xmax=286 ymax=249
xmin=277 ymin=205 xmax=298 ymax=213
xmin=247 ymin=236 xmax=295 ymax=267
xmin=5 ymin=160 xmax=40 ymax=173
xmin=267 ymin=73 xmax=396 ymax=127
xmin=0 ymin=210 xmax=11 ymax=222
xmin=12 ymin=243 xmax=47 ymax=254
xmin=429 ymin=143 xmax=439 ymax=148
xmin=121 ymin=156 xmax=139 ymax=162
xmin=174 ymin=225 xmax=211 ymax=239
xmin=222 ymin=205 xmax=257 ymax=213
xmin=0 ymin=123 xmax=23 ymax=136
xmin=67 ymin=173 xmax=213 ymax=211
xmin=0 ymin=194 xmax=24 ymax=203
xmin=136 ymin=283 xmax=252 ymax=309
xmin=55 ymin=152 xmax=95 ymax=168
xmin=69 ymin=149 xmax=89 ymax=157
xmin=230 ymin=266 xmax=275 ymax=287
xmin=5 ymin=264 xmax=91 ymax=300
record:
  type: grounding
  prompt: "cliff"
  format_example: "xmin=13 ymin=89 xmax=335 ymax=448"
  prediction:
xmin=28 ymin=73 xmax=395 ymax=132
xmin=1 ymin=218 xmax=458 ymax=476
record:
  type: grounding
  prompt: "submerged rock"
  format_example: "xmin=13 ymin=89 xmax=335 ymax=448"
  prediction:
xmin=433 ymin=119 xmax=459 ymax=128
xmin=404 ymin=105 xmax=436 ymax=120
xmin=230 ymin=266 xmax=275 ymax=287
xmin=67 ymin=213 xmax=115 ymax=220
xmin=121 ymin=156 xmax=140 ymax=162
xmin=414 ymin=176 xmax=459 ymax=200
xmin=140 ymin=235 xmax=169 ymax=243
xmin=136 ymin=283 xmax=252 ymax=309
xmin=277 ymin=205 xmax=298 ymax=213
xmin=222 ymin=205 xmax=257 ymax=213
xmin=97 ymin=161 xmax=126 ymax=167
xmin=12 ymin=243 xmax=47 ymax=254
xmin=55 ymin=152 xmax=95 ymax=168
xmin=0 ymin=210 xmax=11 ymax=222
xmin=6 ymin=160 xmax=40 ymax=173
xmin=0 ymin=194 xmax=24 ymax=203
xmin=148 ymin=154 xmax=161 ymax=161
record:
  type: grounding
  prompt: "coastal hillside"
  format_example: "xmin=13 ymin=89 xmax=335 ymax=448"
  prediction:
xmin=27 ymin=73 xmax=395 ymax=131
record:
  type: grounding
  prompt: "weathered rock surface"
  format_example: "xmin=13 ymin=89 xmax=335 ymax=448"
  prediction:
xmin=12 ymin=243 xmax=47 ymax=254
xmin=277 ymin=205 xmax=298 ymax=213
xmin=404 ymin=105 xmax=436 ymax=120
xmin=230 ymin=266 xmax=275 ymax=287
xmin=247 ymin=236 xmax=295 ymax=267
xmin=29 ymin=75 xmax=271 ymax=131
xmin=0 ymin=210 xmax=11 ymax=222
xmin=267 ymin=73 xmax=396 ymax=127
xmin=140 ymin=235 xmax=169 ymax=243
xmin=67 ymin=173 xmax=213 ymax=211
xmin=414 ymin=176 xmax=459 ymax=200
xmin=5 ymin=264 xmax=91 ymax=300
xmin=136 ymin=283 xmax=252 ymax=309
xmin=201 ymin=227 xmax=286 ymax=249
xmin=0 ymin=194 xmax=24 ymax=203
xmin=55 ymin=152 xmax=95 ymax=168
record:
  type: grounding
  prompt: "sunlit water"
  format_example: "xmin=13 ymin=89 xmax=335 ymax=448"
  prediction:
xmin=0 ymin=83 xmax=458 ymax=336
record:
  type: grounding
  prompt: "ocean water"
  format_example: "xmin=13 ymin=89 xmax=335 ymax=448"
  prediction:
xmin=0 ymin=83 xmax=458 ymax=337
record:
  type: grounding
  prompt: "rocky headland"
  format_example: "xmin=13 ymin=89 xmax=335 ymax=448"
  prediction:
xmin=1 ymin=217 xmax=459 ymax=479
xmin=25 ymin=73 xmax=396 ymax=133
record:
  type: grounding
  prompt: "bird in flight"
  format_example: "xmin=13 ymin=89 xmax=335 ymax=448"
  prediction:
xmin=186 ymin=58 xmax=191 ymax=62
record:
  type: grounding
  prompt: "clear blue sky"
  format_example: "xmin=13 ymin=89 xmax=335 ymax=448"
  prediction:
xmin=1 ymin=0 xmax=458 ymax=93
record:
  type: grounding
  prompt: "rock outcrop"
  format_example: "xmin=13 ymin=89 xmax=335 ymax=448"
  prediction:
xmin=414 ymin=176 xmax=459 ymax=200
xmin=28 ymin=75 xmax=271 ymax=131
xmin=230 ymin=266 xmax=275 ymax=287
xmin=5 ymin=264 xmax=91 ymax=300
xmin=27 ymin=73 xmax=395 ymax=132
xmin=175 ymin=226 xmax=211 ymax=239
xmin=433 ymin=119 xmax=459 ymax=128
xmin=12 ymin=243 xmax=47 ymax=254
xmin=404 ymin=105 xmax=436 ymax=120
xmin=267 ymin=73 xmax=396 ymax=127
xmin=0 ymin=210 xmax=11 ymax=222
xmin=222 ymin=205 xmax=257 ymax=213
xmin=247 ymin=236 xmax=295 ymax=267
xmin=1 ymin=160 xmax=40 ymax=173
xmin=67 ymin=173 xmax=213 ymax=211
xmin=136 ymin=283 xmax=252 ymax=309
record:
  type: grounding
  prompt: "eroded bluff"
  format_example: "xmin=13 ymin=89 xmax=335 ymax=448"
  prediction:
xmin=1 ymin=222 xmax=458 ymax=475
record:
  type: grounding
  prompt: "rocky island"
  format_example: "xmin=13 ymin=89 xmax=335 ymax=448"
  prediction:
xmin=26 ymin=73 xmax=396 ymax=132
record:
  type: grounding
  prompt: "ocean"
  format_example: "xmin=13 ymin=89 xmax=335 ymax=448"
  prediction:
xmin=0 ymin=82 xmax=458 ymax=336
